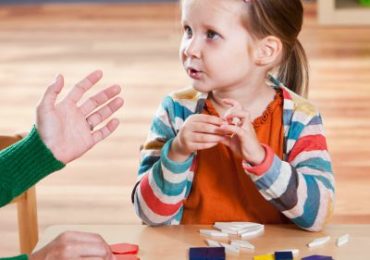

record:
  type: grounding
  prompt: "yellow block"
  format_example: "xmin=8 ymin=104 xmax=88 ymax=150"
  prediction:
xmin=254 ymin=254 xmax=275 ymax=260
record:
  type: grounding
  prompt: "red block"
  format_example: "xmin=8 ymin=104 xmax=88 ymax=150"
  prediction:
xmin=110 ymin=243 xmax=139 ymax=255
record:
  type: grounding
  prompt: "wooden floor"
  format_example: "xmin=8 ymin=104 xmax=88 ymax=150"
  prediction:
xmin=0 ymin=2 xmax=369 ymax=256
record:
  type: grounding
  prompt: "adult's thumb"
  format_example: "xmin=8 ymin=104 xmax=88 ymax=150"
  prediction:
xmin=39 ymin=74 xmax=64 ymax=110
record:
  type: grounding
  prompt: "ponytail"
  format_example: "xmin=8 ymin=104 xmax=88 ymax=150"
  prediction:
xmin=277 ymin=40 xmax=309 ymax=97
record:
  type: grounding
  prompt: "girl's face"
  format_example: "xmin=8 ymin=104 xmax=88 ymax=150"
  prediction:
xmin=180 ymin=0 xmax=256 ymax=93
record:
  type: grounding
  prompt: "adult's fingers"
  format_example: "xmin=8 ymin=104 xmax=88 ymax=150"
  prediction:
xmin=38 ymin=74 xmax=64 ymax=111
xmin=72 ymin=242 xmax=109 ymax=257
xmin=86 ymin=97 xmax=123 ymax=130
xmin=92 ymin=118 xmax=120 ymax=144
xmin=66 ymin=70 xmax=103 ymax=103
xmin=57 ymin=231 xmax=106 ymax=243
xmin=80 ymin=85 xmax=122 ymax=116
xmin=53 ymin=232 xmax=113 ymax=260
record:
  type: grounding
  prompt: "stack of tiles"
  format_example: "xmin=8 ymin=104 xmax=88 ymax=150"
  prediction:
xmin=199 ymin=222 xmax=264 ymax=256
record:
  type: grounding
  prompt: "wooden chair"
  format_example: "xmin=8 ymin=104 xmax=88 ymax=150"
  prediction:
xmin=0 ymin=134 xmax=39 ymax=254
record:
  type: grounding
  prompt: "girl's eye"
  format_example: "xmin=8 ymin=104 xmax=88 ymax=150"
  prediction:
xmin=206 ymin=30 xmax=220 ymax=40
xmin=183 ymin=25 xmax=192 ymax=38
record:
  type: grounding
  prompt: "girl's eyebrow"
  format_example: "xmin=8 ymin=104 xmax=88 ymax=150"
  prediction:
xmin=180 ymin=20 xmax=223 ymax=33
xmin=201 ymin=23 xmax=222 ymax=32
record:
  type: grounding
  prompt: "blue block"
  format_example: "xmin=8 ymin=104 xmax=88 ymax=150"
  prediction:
xmin=274 ymin=251 xmax=293 ymax=260
xmin=189 ymin=247 xmax=208 ymax=260
xmin=302 ymin=255 xmax=333 ymax=260
xmin=189 ymin=247 xmax=225 ymax=260
xmin=208 ymin=247 xmax=225 ymax=260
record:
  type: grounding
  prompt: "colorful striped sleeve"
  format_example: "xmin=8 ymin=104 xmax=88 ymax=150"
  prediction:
xmin=132 ymin=96 xmax=196 ymax=225
xmin=243 ymin=111 xmax=335 ymax=231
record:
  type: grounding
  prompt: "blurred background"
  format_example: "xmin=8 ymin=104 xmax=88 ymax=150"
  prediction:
xmin=0 ymin=0 xmax=369 ymax=256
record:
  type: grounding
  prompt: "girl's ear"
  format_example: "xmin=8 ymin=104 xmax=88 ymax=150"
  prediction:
xmin=253 ymin=36 xmax=283 ymax=67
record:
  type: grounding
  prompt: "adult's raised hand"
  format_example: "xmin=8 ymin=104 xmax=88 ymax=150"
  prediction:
xmin=36 ymin=70 xmax=124 ymax=164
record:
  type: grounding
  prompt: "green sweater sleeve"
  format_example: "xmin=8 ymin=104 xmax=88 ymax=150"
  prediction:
xmin=0 ymin=254 xmax=28 ymax=260
xmin=0 ymin=126 xmax=65 ymax=207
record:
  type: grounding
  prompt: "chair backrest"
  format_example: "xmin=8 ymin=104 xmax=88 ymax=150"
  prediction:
xmin=0 ymin=134 xmax=39 ymax=254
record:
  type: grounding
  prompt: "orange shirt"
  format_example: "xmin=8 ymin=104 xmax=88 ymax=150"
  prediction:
xmin=181 ymin=90 xmax=289 ymax=224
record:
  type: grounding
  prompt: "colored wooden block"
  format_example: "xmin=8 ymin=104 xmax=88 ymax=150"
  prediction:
xmin=274 ymin=251 xmax=293 ymax=260
xmin=110 ymin=243 xmax=139 ymax=255
xmin=253 ymin=254 xmax=274 ymax=260
xmin=208 ymin=247 xmax=226 ymax=260
xmin=189 ymin=247 xmax=208 ymax=260
xmin=189 ymin=247 xmax=225 ymax=260
xmin=302 ymin=255 xmax=333 ymax=260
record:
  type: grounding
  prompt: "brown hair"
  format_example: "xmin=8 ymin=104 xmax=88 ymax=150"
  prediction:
xmin=241 ymin=0 xmax=309 ymax=96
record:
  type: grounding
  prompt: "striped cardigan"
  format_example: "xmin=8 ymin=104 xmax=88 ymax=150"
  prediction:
xmin=132 ymin=78 xmax=335 ymax=231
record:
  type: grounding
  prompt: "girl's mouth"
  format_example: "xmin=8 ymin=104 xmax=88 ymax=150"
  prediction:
xmin=187 ymin=68 xmax=202 ymax=80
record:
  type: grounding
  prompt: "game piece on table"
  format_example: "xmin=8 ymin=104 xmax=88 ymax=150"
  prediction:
xmin=336 ymin=233 xmax=350 ymax=247
xmin=301 ymin=255 xmax=333 ymax=260
xmin=307 ymin=236 xmax=331 ymax=248
xmin=239 ymin=225 xmax=264 ymax=239
xmin=205 ymin=239 xmax=222 ymax=247
xmin=208 ymin=247 xmax=226 ymax=260
xmin=199 ymin=229 xmax=229 ymax=238
xmin=214 ymin=222 xmax=264 ymax=237
xmin=220 ymin=228 xmax=239 ymax=235
xmin=274 ymin=251 xmax=293 ymax=260
xmin=214 ymin=222 xmax=240 ymax=232
xmin=253 ymin=253 xmax=274 ymax=260
xmin=214 ymin=221 xmax=261 ymax=229
xmin=220 ymin=242 xmax=240 ymax=255
xmin=189 ymin=247 xmax=208 ymax=260
xmin=230 ymin=240 xmax=255 ymax=250
xmin=110 ymin=243 xmax=139 ymax=255
xmin=189 ymin=247 xmax=225 ymax=260
xmin=237 ymin=224 xmax=264 ymax=235
xmin=275 ymin=248 xmax=299 ymax=257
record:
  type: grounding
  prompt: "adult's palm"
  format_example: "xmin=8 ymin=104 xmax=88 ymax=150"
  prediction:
xmin=36 ymin=70 xmax=123 ymax=164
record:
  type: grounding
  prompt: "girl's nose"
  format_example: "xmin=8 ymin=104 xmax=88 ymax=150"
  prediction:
xmin=184 ymin=38 xmax=201 ymax=58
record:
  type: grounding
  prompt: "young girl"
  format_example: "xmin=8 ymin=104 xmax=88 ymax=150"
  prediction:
xmin=132 ymin=0 xmax=334 ymax=231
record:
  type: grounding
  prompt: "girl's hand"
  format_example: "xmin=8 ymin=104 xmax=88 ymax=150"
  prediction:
xmin=36 ymin=70 xmax=124 ymax=164
xmin=219 ymin=99 xmax=265 ymax=165
xmin=169 ymin=114 xmax=225 ymax=162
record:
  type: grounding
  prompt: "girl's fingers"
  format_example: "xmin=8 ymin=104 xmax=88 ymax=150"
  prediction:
xmin=222 ymin=98 xmax=242 ymax=120
xmin=191 ymin=114 xmax=225 ymax=126
xmin=219 ymin=138 xmax=232 ymax=147
xmin=191 ymin=142 xmax=220 ymax=151
xmin=224 ymin=110 xmax=251 ymax=126
xmin=219 ymin=124 xmax=242 ymax=137
xmin=190 ymin=133 xmax=225 ymax=143
xmin=191 ymin=122 xmax=224 ymax=135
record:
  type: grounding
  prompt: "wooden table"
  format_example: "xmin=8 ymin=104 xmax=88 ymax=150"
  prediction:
xmin=34 ymin=224 xmax=369 ymax=259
